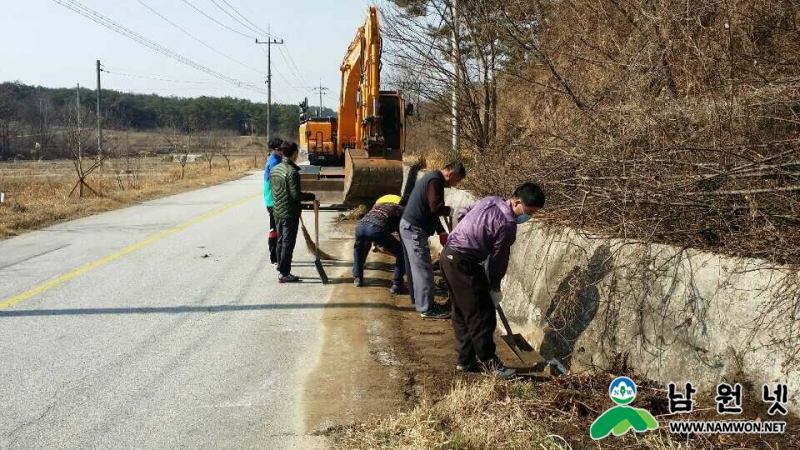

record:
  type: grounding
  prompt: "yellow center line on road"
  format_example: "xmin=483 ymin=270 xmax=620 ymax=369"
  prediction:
xmin=0 ymin=193 xmax=260 ymax=311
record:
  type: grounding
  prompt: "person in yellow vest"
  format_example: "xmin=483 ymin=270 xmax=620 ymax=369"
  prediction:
xmin=375 ymin=194 xmax=402 ymax=205
xmin=370 ymin=194 xmax=403 ymax=257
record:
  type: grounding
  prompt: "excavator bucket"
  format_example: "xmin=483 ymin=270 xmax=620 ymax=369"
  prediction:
xmin=343 ymin=149 xmax=404 ymax=205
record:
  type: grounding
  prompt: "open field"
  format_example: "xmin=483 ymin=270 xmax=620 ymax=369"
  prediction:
xmin=0 ymin=155 xmax=260 ymax=239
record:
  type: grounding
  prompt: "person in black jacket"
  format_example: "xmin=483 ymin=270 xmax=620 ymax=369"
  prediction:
xmin=400 ymin=161 xmax=466 ymax=319
xmin=353 ymin=200 xmax=406 ymax=294
xmin=270 ymin=141 xmax=316 ymax=283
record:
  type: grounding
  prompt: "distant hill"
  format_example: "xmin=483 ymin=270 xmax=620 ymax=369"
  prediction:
xmin=0 ymin=81 xmax=336 ymax=160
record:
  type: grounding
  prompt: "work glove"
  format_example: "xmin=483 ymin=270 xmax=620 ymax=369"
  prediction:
xmin=438 ymin=233 xmax=449 ymax=246
xmin=489 ymin=290 xmax=503 ymax=308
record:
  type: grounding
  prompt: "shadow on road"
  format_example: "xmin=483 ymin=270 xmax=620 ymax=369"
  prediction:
xmin=292 ymin=260 xmax=395 ymax=272
xmin=0 ymin=302 xmax=416 ymax=317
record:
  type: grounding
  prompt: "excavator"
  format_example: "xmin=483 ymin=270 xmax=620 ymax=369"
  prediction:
xmin=298 ymin=6 xmax=413 ymax=205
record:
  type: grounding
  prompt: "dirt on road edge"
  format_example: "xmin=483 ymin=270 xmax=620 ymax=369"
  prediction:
xmin=300 ymin=220 xmax=460 ymax=437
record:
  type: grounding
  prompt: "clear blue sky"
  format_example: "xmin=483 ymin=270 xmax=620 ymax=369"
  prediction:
xmin=0 ymin=0 xmax=378 ymax=106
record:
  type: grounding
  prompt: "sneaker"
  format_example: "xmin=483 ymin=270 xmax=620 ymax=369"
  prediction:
xmin=353 ymin=277 xmax=363 ymax=287
xmin=279 ymin=274 xmax=302 ymax=283
xmin=389 ymin=285 xmax=406 ymax=295
xmin=270 ymin=261 xmax=278 ymax=267
xmin=482 ymin=359 xmax=517 ymax=380
xmin=420 ymin=305 xmax=450 ymax=319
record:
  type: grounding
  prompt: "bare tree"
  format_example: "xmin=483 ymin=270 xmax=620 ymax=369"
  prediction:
xmin=115 ymin=129 xmax=141 ymax=190
xmin=0 ymin=89 xmax=16 ymax=161
xmin=60 ymin=103 xmax=105 ymax=197
xmin=162 ymin=123 xmax=193 ymax=180
xmin=199 ymin=131 xmax=219 ymax=174
xmin=383 ymin=0 xmax=502 ymax=152
xmin=34 ymin=89 xmax=54 ymax=161
xmin=219 ymin=141 xmax=232 ymax=172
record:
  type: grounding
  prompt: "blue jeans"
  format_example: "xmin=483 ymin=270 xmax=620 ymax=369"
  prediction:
xmin=353 ymin=222 xmax=405 ymax=287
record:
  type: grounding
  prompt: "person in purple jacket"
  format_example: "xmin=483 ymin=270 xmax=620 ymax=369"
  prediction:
xmin=440 ymin=183 xmax=545 ymax=379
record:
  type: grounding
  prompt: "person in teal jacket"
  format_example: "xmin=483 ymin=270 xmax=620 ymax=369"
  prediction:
xmin=264 ymin=138 xmax=284 ymax=265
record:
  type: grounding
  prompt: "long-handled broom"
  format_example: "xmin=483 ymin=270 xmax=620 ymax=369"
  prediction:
xmin=312 ymin=200 xmax=329 ymax=284
xmin=299 ymin=205 xmax=336 ymax=261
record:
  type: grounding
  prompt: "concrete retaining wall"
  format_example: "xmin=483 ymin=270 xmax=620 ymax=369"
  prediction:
xmin=438 ymin=187 xmax=800 ymax=411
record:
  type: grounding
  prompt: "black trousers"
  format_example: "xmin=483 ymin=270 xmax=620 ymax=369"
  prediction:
xmin=439 ymin=246 xmax=498 ymax=366
xmin=267 ymin=207 xmax=278 ymax=264
xmin=276 ymin=216 xmax=300 ymax=276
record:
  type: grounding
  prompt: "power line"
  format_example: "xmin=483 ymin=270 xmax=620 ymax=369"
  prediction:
xmin=102 ymin=65 xmax=263 ymax=83
xmin=209 ymin=0 xmax=266 ymax=37
xmin=219 ymin=0 xmax=271 ymax=37
xmin=179 ymin=0 xmax=255 ymax=40
xmin=135 ymin=0 xmax=263 ymax=75
xmin=187 ymin=0 xmax=311 ymax=95
xmin=105 ymin=69 xmax=213 ymax=83
xmin=278 ymin=45 xmax=310 ymax=87
xmin=103 ymin=69 xmax=249 ymax=85
xmin=258 ymin=45 xmax=305 ymax=93
xmin=51 ymin=0 xmax=267 ymax=94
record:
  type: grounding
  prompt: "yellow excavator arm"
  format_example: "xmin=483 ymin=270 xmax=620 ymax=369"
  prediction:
xmin=338 ymin=6 xmax=385 ymax=152
xmin=298 ymin=6 xmax=413 ymax=205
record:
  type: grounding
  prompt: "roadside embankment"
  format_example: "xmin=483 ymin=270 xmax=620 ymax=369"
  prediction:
xmin=439 ymin=188 xmax=800 ymax=413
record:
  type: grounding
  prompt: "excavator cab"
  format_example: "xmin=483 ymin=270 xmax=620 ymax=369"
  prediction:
xmin=299 ymin=117 xmax=338 ymax=165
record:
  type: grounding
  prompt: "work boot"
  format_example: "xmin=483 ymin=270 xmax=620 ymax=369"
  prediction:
xmin=420 ymin=305 xmax=450 ymax=319
xmin=353 ymin=277 xmax=363 ymax=287
xmin=482 ymin=359 xmax=517 ymax=380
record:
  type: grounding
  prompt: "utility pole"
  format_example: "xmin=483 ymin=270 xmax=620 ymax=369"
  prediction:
xmin=451 ymin=0 xmax=460 ymax=157
xmin=313 ymin=79 xmax=329 ymax=116
xmin=256 ymin=26 xmax=283 ymax=144
xmin=96 ymin=60 xmax=103 ymax=166
xmin=76 ymin=83 xmax=82 ymax=162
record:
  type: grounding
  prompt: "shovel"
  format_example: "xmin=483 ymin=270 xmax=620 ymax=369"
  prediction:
xmin=313 ymin=200 xmax=329 ymax=284
xmin=496 ymin=304 xmax=540 ymax=366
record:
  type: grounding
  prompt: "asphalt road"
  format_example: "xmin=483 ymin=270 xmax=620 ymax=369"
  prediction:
xmin=0 ymin=172 xmax=337 ymax=449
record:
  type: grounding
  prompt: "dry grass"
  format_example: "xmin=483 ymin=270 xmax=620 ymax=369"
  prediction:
xmin=334 ymin=376 xmax=681 ymax=450
xmin=0 ymin=156 xmax=257 ymax=239
xmin=335 ymin=367 xmax=800 ymax=449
